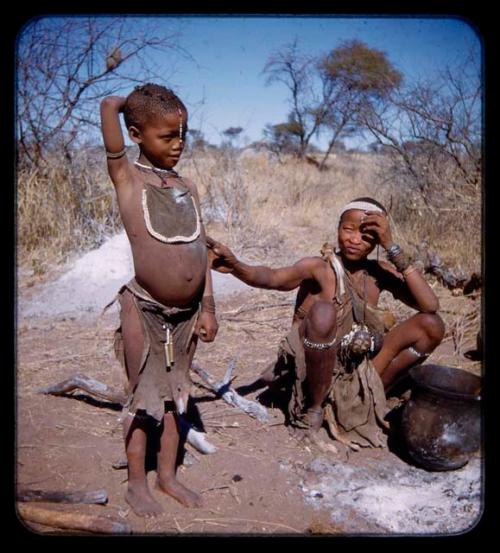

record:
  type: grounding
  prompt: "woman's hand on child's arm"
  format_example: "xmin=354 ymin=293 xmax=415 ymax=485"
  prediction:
xmin=206 ymin=236 xmax=239 ymax=273
xmin=207 ymin=236 xmax=317 ymax=291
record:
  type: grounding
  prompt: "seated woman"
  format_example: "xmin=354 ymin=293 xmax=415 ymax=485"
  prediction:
xmin=207 ymin=197 xmax=445 ymax=449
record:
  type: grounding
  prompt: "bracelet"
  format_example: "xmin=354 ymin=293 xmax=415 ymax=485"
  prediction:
xmin=386 ymin=243 xmax=411 ymax=273
xmin=303 ymin=336 xmax=337 ymax=350
xmin=201 ymin=295 xmax=216 ymax=314
xmin=106 ymin=147 xmax=127 ymax=159
xmin=386 ymin=243 xmax=402 ymax=258
xmin=391 ymin=252 xmax=411 ymax=273
xmin=402 ymin=265 xmax=419 ymax=278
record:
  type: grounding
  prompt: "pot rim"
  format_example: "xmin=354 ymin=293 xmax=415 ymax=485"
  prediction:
xmin=409 ymin=364 xmax=481 ymax=402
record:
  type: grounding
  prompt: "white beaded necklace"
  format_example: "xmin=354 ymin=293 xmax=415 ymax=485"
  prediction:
xmin=134 ymin=160 xmax=178 ymax=176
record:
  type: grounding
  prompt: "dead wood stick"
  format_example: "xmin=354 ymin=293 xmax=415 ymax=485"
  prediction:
xmin=17 ymin=504 xmax=131 ymax=534
xmin=203 ymin=422 xmax=241 ymax=428
xmin=37 ymin=373 xmax=126 ymax=404
xmin=180 ymin=418 xmax=218 ymax=454
xmin=200 ymin=485 xmax=231 ymax=493
xmin=191 ymin=517 xmax=301 ymax=533
xmin=38 ymin=374 xmax=217 ymax=455
xmin=17 ymin=488 xmax=108 ymax=505
xmin=220 ymin=301 xmax=294 ymax=319
xmin=191 ymin=361 xmax=270 ymax=423
xmin=413 ymin=242 xmax=480 ymax=292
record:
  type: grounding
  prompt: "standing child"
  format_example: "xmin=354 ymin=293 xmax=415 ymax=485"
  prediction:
xmin=100 ymin=84 xmax=218 ymax=517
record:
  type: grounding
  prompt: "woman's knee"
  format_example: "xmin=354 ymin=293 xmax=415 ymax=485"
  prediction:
xmin=304 ymin=300 xmax=337 ymax=341
xmin=418 ymin=313 xmax=445 ymax=345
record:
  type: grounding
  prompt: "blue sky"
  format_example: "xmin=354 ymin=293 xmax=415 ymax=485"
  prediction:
xmin=153 ymin=16 xmax=482 ymax=148
xmin=22 ymin=15 xmax=482 ymax=150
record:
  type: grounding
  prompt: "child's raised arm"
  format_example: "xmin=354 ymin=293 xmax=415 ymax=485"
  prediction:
xmin=100 ymin=96 xmax=131 ymax=188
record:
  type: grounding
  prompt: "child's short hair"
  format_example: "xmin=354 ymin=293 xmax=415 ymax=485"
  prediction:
xmin=123 ymin=83 xmax=187 ymax=130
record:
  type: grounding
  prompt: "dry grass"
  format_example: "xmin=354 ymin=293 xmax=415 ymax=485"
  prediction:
xmin=18 ymin=147 xmax=481 ymax=278
xmin=17 ymin=149 xmax=122 ymax=273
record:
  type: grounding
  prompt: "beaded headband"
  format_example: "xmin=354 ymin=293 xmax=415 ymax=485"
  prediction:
xmin=178 ymin=107 xmax=183 ymax=143
xmin=338 ymin=201 xmax=385 ymax=220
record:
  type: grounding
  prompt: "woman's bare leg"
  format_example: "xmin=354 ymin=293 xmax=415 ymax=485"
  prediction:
xmin=372 ymin=312 xmax=445 ymax=391
xmin=302 ymin=301 xmax=338 ymax=431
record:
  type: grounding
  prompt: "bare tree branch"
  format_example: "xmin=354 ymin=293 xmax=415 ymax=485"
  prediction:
xmin=17 ymin=16 xmax=188 ymax=165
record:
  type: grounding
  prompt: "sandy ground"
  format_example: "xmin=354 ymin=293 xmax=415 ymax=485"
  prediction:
xmin=16 ymin=232 xmax=483 ymax=536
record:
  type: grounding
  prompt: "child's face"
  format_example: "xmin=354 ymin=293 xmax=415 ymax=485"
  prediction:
xmin=337 ymin=209 xmax=377 ymax=261
xmin=132 ymin=110 xmax=187 ymax=169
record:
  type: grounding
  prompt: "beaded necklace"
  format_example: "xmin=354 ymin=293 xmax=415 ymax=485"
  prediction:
xmin=134 ymin=161 xmax=179 ymax=188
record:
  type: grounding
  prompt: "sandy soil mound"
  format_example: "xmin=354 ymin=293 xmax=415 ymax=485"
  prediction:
xmin=19 ymin=231 xmax=251 ymax=319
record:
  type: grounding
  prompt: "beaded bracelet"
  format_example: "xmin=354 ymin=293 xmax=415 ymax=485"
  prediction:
xmin=386 ymin=243 xmax=402 ymax=257
xmin=201 ymin=295 xmax=216 ymax=314
xmin=303 ymin=336 xmax=337 ymax=350
xmin=402 ymin=265 xmax=419 ymax=278
xmin=391 ymin=252 xmax=411 ymax=273
xmin=106 ymin=147 xmax=127 ymax=159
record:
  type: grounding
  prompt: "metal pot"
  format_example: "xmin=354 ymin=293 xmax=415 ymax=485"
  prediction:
xmin=400 ymin=364 xmax=481 ymax=471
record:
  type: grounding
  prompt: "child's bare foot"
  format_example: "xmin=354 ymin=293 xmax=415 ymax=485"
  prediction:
xmin=156 ymin=475 xmax=203 ymax=508
xmin=125 ymin=482 xmax=164 ymax=517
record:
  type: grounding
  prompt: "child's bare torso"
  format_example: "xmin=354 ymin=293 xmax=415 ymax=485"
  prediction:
xmin=118 ymin=169 xmax=207 ymax=307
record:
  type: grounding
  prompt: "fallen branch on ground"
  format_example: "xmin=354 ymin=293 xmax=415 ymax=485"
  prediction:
xmin=17 ymin=503 xmax=132 ymax=534
xmin=37 ymin=374 xmax=126 ymax=404
xmin=17 ymin=488 xmax=108 ymax=505
xmin=191 ymin=360 xmax=270 ymax=423
xmin=413 ymin=242 xmax=481 ymax=292
xmin=38 ymin=374 xmax=217 ymax=455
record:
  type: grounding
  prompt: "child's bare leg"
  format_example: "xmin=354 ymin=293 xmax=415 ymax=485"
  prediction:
xmin=156 ymin=412 xmax=203 ymax=508
xmin=156 ymin=338 xmax=202 ymax=508
xmin=120 ymin=290 xmax=163 ymax=517
xmin=302 ymin=301 xmax=338 ymax=431
xmin=124 ymin=416 xmax=163 ymax=516
xmin=372 ymin=313 xmax=445 ymax=391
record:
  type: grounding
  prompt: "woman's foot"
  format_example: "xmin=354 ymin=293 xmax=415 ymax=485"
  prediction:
xmin=156 ymin=475 xmax=203 ymax=508
xmin=125 ymin=481 xmax=163 ymax=517
xmin=305 ymin=406 xmax=324 ymax=432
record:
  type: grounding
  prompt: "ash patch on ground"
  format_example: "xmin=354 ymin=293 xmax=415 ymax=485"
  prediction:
xmin=19 ymin=231 xmax=251 ymax=319
xmin=292 ymin=449 xmax=482 ymax=535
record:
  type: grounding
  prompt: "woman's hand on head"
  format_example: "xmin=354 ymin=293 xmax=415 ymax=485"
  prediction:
xmin=360 ymin=211 xmax=393 ymax=249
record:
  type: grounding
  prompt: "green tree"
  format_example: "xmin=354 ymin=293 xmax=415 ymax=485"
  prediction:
xmin=221 ymin=126 xmax=244 ymax=150
xmin=262 ymin=39 xmax=401 ymax=168
xmin=263 ymin=120 xmax=303 ymax=161
xmin=316 ymin=39 xmax=402 ymax=169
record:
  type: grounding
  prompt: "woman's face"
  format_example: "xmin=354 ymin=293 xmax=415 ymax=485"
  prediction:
xmin=337 ymin=209 xmax=377 ymax=261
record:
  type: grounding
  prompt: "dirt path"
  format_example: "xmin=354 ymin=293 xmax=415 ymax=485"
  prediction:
xmin=16 ymin=237 xmax=483 ymax=536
